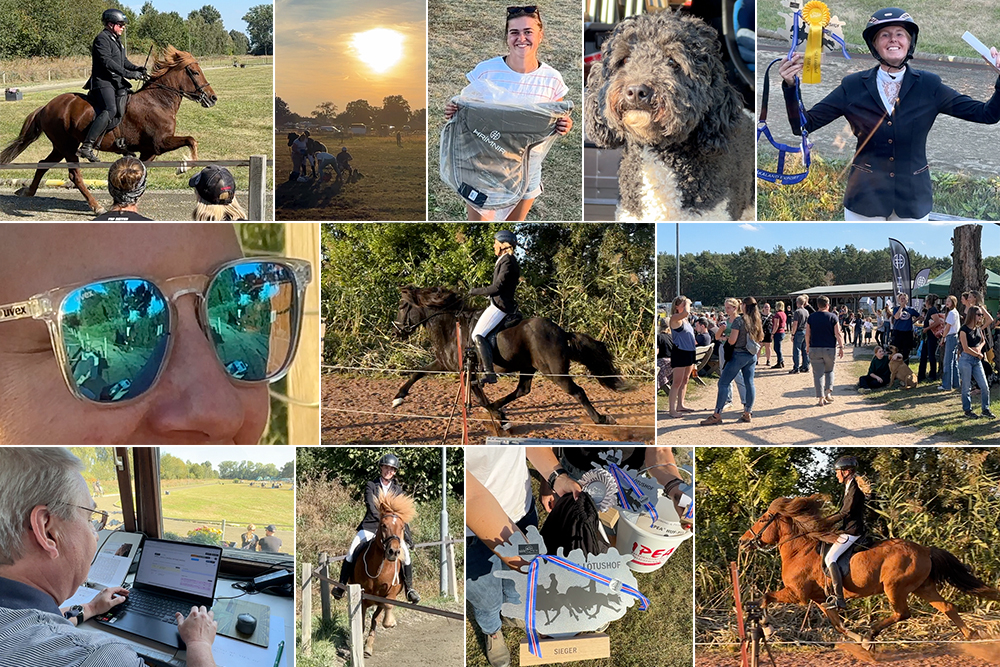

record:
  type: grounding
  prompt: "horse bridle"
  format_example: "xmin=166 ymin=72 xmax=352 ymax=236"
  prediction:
xmin=745 ymin=512 xmax=781 ymax=552
xmin=147 ymin=65 xmax=213 ymax=106
xmin=362 ymin=512 xmax=404 ymax=579
xmin=392 ymin=308 xmax=451 ymax=336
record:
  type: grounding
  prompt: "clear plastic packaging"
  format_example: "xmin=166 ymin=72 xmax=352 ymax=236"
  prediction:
xmin=440 ymin=79 xmax=573 ymax=211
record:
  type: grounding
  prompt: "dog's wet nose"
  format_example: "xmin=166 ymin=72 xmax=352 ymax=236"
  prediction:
xmin=624 ymin=83 xmax=655 ymax=109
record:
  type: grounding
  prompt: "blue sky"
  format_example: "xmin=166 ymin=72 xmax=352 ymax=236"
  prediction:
xmin=656 ymin=222 xmax=1000 ymax=258
xmin=161 ymin=446 xmax=294 ymax=468
xmin=123 ymin=0 xmax=260 ymax=35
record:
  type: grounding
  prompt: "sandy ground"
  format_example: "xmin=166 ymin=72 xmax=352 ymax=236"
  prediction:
xmin=697 ymin=642 xmax=1000 ymax=666
xmin=363 ymin=602 xmax=465 ymax=667
xmin=0 ymin=188 xmax=273 ymax=221
xmin=656 ymin=354 xmax=952 ymax=445
xmin=322 ymin=374 xmax=655 ymax=445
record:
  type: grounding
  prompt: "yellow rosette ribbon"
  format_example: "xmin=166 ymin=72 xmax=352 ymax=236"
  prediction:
xmin=802 ymin=1 xmax=831 ymax=83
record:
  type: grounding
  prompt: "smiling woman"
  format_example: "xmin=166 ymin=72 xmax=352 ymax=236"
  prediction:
xmin=352 ymin=28 xmax=405 ymax=73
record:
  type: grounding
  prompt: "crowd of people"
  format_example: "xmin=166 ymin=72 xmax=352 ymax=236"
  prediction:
xmin=287 ymin=131 xmax=355 ymax=183
xmin=93 ymin=157 xmax=248 ymax=221
xmin=657 ymin=289 xmax=999 ymax=425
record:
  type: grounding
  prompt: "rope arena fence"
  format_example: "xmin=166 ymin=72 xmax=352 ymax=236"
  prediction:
xmin=0 ymin=155 xmax=271 ymax=220
xmin=300 ymin=538 xmax=465 ymax=666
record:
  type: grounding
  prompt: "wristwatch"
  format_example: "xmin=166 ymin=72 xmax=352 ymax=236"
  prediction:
xmin=63 ymin=604 xmax=85 ymax=625
xmin=547 ymin=466 xmax=567 ymax=489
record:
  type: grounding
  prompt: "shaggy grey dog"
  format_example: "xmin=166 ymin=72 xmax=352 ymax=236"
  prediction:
xmin=585 ymin=12 xmax=754 ymax=221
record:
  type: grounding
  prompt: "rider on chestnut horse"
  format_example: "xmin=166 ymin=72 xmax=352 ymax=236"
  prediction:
xmin=824 ymin=455 xmax=867 ymax=610
xmin=468 ymin=230 xmax=521 ymax=385
xmin=78 ymin=9 xmax=150 ymax=162
xmin=334 ymin=454 xmax=420 ymax=603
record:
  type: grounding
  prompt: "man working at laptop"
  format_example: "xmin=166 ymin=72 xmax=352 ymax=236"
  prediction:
xmin=0 ymin=448 xmax=218 ymax=667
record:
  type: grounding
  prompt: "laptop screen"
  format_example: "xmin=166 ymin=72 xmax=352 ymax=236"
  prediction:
xmin=134 ymin=539 xmax=222 ymax=599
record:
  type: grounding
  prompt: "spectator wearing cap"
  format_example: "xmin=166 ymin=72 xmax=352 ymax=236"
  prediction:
xmin=93 ymin=157 xmax=152 ymax=220
xmin=258 ymin=525 xmax=282 ymax=553
xmin=189 ymin=166 xmax=247 ymax=221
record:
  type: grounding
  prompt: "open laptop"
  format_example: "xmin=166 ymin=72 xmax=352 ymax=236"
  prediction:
xmin=95 ymin=538 xmax=222 ymax=649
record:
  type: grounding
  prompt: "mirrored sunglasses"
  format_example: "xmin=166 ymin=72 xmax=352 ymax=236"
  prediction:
xmin=0 ymin=258 xmax=312 ymax=404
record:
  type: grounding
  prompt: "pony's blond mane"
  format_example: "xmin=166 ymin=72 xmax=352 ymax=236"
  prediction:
xmin=149 ymin=46 xmax=199 ymax=78
xmin=377 ymin=489 xmax=417 ymax=524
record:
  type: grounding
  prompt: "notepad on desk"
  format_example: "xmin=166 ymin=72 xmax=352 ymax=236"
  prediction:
xmin=65 ymin=531 xmax=144 ymax=608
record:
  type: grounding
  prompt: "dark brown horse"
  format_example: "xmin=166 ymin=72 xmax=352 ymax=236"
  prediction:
xmin=350 ymin=490 xmax=416 ymax=657
xmin=392 ymin=286 xmax=625 ymax=429
xmin=1 ymin=46 xmax=216 ymax=213
xmin=741 ymin=495 xmax=1000 ymax=648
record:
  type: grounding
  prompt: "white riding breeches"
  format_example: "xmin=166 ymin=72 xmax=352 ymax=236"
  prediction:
xmin=825 ymin=534 xmax=859 ymax=568
xmin=347 ymin=529 xmax=410 ymax=565
xmin=472 ymin=303 xmax=506 ymax=338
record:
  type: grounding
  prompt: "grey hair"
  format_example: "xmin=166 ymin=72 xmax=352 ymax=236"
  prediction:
xmin=0 ymin=448 xmax=85 ymax=565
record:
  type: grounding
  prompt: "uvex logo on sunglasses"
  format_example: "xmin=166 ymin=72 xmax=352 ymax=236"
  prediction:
xmin=1 ymin=305 xmax=27 ymax=318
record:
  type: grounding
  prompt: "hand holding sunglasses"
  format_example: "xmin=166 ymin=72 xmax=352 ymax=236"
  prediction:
xmin=0 ymin=258 xmax=312 ymax=404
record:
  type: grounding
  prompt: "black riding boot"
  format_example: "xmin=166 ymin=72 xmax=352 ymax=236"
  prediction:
xmin=825 ymin=566 xmax=847 ymax=610
xmin=402 ymin=562 xmax=420 ymax=603
xmin=332 ymin=557 xmax=352 ymax=600
xmin=473 ymin=335 xmax=497 ymax=384
xmin=78 ymin=113 xmax=110 ymax=162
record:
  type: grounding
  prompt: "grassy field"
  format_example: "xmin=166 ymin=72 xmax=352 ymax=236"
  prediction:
xmin=0 ymin=55 xmax=273 ymax=86
xmin=296 ymin=471 xmax=465 ymax=666
xmin=847 ymin=358 xmax=1000 ymax=443
xmin=757 ymin=156 xmax=1000 ymax=221
xmin=758 ymin=0 xmax=1000 ymax=55
xmin=275 ymin=132 xmax=426 ymax=221
xmin=0 ymin=64 xmax=274 ymax=192
xmin=466 ymin=454 xmax=694 ymax=667
xmin=427 ymin=0 xmax=582 ymax=221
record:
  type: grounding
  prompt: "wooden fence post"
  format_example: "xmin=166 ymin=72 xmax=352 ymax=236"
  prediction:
xmin=302 ymin=563 xmax=312 ymax=656
xmin=348 ymin=583 xmax=365 ymax=667
xmin=248 ymin=154 xmax=266 ymax=221
xmin=320 ymin=552 xmax=331 ymax=624
xmin=447 ymin=542 xmax=458 ymax=600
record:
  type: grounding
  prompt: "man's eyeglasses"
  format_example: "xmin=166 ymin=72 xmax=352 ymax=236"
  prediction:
xmin=507 ymin=5 xmax=539 ymax=16
xmin=65 ymin=505 xmax=110 ymax=531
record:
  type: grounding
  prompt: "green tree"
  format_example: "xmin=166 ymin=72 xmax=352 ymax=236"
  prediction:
xmin=311 ymin=101 xmax=339 ymax=125
xmin=229 ymin=29 xmax=249 ymax=55
xmin=342 ymin=99 xmax=377 ymax=126
xmin=160 ymin=453 xmax=189 ymax=479
xmin=242 ymin=4 xmax=272 ymax=55
xmin=297 ymin=447 xmax=463 ymax=502
xmin=379 ymin=95 xmax=411 ymax=127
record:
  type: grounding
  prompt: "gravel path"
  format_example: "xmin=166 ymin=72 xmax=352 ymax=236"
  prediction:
xmin=656 ymin=354 xmax=951 ymax=445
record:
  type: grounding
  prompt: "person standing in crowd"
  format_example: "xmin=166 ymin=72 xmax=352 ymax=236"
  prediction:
xmin=788 ymin=295 xmax=811 ymax=374
xmin=701 ymin=297 xmax=764 ymax=426
xmin=958 ymin=307 xmax=996 ymax=419
xmin=667 ymin=296 xmax=697 ymax=418
xmin=716 ymin=298 xmax=748 ymax=412
xmin=771 ymin=300 xmax=786 ymax=369
xmin=838 ymin=307 xmax=852 ymax=345
xmin=938 ymin=295 xmax=962 ymax=392
xmin=918 ymin=294 xmax=943 ymax=383
xmin=891 ymin=293 xmax=921 ymax=361
xmin=853 ymin=311 xmax=864 ymax=348
xmin=806 ymin=296 xmax=844 ymax=406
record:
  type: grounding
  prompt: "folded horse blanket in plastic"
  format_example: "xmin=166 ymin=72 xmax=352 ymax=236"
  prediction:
xmin=440 ymin=98 xmax=573 ymax=210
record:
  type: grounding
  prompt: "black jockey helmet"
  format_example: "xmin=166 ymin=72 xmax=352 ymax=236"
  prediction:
xmin=862 ymin=8 xmax=918 ymax=68
xmin=379 ymin=453 xmax=400 ymax=470
xmin=494 ymin=230 xmax=517 ymax=247
xmin=834 ymin=455 xmax=859 ymax=471
xmin=102 ymin=8 xmax=129 ymax=25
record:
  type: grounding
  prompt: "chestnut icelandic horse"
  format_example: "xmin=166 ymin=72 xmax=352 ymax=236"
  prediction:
xmin=741 ymin=496 xmax=1000 ymax=648
xmin=0 ymin=46 xmax=216 ymax=214
xmin=350 ymin=489 xmax=417 ymax=657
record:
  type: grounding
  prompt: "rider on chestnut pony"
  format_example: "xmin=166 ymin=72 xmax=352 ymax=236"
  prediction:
xmin=824 ymin=455 xmax=867 ymax=610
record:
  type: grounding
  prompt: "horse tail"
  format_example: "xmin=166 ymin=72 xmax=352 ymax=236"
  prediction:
xmin=1 ymin=107 xmax=44 ymax=164
xmin=928 ymin=546 xmax=1000 ymax=600
xmin=566 ymin=332 xmax=625 ymax=391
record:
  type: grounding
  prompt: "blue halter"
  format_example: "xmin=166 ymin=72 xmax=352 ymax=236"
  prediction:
xmin=756 ymin=57 xmax=812 ymax=185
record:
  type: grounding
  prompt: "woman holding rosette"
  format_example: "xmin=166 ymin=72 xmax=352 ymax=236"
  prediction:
xmin=778 ymin=7 xmax=1000 ymax=220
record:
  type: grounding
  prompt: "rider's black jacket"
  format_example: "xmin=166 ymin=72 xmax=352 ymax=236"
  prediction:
xmin=469 ymin=253 xmax=520 ymax=314
xmin=357 ymin=478 xmax=413 ymax=546
xmin=829 ymin=477 xmax=866 ymax=537
xmin=84 ymin=27 xmax=143 ymax=92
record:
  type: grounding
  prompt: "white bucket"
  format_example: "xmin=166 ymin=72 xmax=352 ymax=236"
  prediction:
xmin=617 ymin=494 xmax=692 ymax=573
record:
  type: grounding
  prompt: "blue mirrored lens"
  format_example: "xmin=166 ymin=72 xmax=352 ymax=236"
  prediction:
xmin=206 ymin=262 xmax=298 ymax=382
xmin=60 ymin=279 xmax=169 ymax=403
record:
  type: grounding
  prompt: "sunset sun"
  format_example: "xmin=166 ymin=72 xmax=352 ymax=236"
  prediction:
xmin=351 ymin=28 xmax=405 ymax=73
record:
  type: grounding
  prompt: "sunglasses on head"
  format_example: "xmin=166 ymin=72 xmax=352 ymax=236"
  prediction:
xmin=0 ymin=257 xmax=312 ymax=404
xmin=507 ymin=5 xmax=539 ymax=16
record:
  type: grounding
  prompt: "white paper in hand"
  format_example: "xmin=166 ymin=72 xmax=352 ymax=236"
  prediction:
xmin=963 ymin=32 xmax=1000 ymax=74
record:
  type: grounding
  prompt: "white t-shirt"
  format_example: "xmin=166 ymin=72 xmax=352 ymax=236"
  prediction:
xmin=467 ymin=56 xmax=568 ymax=103
xmin=945 ymin=308 xmax=960 ymax=336
xmin=465 ymin=446 xmax=532 ymax=537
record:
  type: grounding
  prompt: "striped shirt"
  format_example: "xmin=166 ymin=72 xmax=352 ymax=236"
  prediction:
xmin=0 ymin=576 xmax=143 ymax=667
xmin=467 ymin=56 xmax=569 ymax=103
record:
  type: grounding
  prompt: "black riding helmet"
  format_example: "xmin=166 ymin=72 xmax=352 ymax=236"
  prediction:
xmin=494 ymin=230 xmax=517 ymax=247
xmin=862 ymin=8 xmax=918 ymax=68
xmin=379 ymin=453 xmax=400 ymax=470
xmin=834 ymin=455 xmax=859 ymax=471
xmin=102 ymin=8 xmax=128 ymax=25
